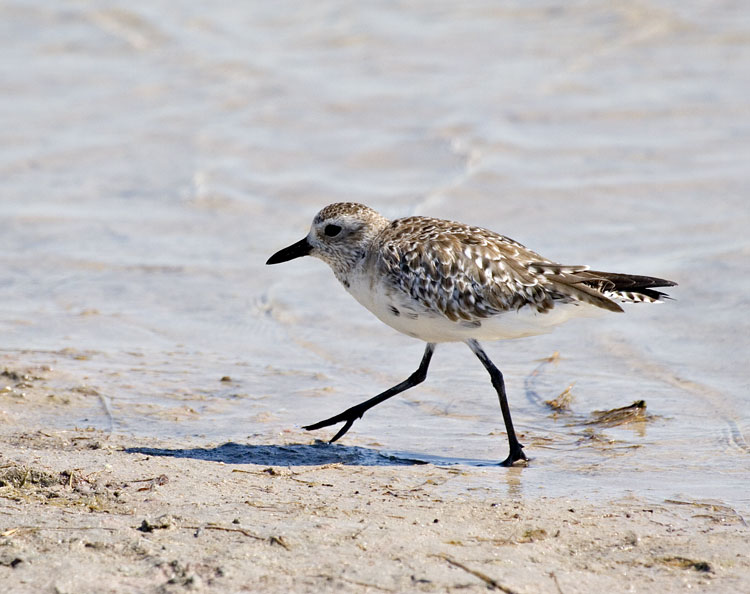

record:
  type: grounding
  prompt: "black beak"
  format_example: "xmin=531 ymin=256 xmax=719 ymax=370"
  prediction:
xmin=266 ymin=237 xmax=312 ymax=265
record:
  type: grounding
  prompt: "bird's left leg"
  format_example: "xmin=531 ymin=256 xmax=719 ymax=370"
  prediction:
xmin=303 ymin=343 xmax=436 ymax=443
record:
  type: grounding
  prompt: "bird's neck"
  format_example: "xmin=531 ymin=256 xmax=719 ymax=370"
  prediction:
xmin=331 ymin=248 xmax=367 ymax=289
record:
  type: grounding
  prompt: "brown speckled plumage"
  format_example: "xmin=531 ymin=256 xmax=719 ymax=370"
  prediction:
xmin=279 ymin=203 xmax=675 ymax=339
xmin=374 ymin=216 xmax=635 ymax=322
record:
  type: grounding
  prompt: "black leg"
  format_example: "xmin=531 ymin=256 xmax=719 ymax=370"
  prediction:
xmin=466 ymin=339 xmax=527 ymax=466
xmin=304 ymin=343 xmax=436 ymax=443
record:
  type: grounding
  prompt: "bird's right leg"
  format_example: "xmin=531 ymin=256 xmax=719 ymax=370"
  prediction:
xmin=466 ymin=339 xmax=528 ymax=466
xmin=303 ymin=343 xmax=436 ymax=443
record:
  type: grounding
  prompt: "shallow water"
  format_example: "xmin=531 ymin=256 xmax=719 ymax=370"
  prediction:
xmin=2 ymin=1 xmax=749 ymax=512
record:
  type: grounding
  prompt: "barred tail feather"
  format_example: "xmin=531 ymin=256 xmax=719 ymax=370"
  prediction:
xmin=579 ymin=270 xmax=677 ymax=303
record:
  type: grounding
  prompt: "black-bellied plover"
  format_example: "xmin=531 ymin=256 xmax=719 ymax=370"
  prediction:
xmin=266 ymin=202 xmax=676 ymax=465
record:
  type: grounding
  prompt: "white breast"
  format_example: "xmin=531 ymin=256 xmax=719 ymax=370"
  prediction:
xmin=343 ymin=269 xmax=604 ymax=343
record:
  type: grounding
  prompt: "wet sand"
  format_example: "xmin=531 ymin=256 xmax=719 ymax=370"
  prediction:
xmin=2 ymin=362 xmax=749 ymax=593
xmin=3 ymin=1 xmax=750 ymax=592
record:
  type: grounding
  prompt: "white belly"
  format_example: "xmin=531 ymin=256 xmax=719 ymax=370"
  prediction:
xmin=344 ymin=272 xmax=604 ymax=343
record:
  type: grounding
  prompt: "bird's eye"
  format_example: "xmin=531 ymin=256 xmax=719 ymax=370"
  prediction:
xmin=324 ymin=224 xmax=342 ymax=237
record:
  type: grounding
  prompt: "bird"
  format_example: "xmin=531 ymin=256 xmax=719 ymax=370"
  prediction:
xmin=266 ymin=202 xmax=676 ymax=465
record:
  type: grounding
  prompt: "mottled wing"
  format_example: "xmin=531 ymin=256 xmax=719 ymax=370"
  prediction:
xmin=376 ymin=217 xmax=622 ymax=323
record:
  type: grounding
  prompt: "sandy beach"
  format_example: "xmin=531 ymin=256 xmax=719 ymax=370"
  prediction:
xmin=3 ymin=1 xmax=750 ymax=592
xmin=2 ymin=361 xmax=748 ymax=593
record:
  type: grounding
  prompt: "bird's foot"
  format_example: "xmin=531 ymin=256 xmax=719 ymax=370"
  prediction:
xmin=499 ymin=443 xmax=528 ymax=467
xmin=303 ymin=405 xmax=365 ymax=443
